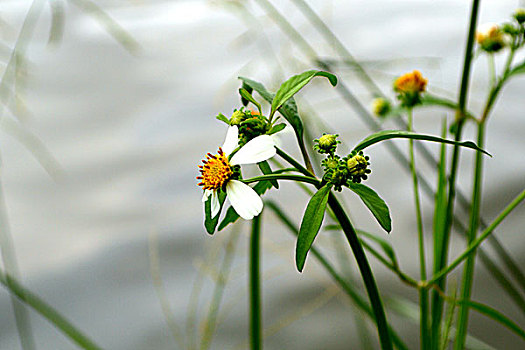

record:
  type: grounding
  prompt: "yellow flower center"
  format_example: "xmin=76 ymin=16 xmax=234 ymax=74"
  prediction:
xmin=197 ymin=148 xmax=233 ymax=190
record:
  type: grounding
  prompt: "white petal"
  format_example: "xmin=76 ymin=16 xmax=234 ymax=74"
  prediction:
xmin=230 ymin=135 xmax=276 ymax=165
xmin=221 ymin=126 xmax=239 ymax=156
xmin=202 ymin=189 xmax=212 ymax=202
xmin=226 ymin=180 xmax=263 ymax=220
xmin=211 ymin=190 xmax=220 ymax=218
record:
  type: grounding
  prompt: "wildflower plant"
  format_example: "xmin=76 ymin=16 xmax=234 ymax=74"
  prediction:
xmin=197 ymin=67 xmax=497 ymax=350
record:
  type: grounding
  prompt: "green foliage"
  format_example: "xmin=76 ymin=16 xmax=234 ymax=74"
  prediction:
xmin=295 ymin=184 xmax=332 ymax=272
xmin=204 ymin=191 xmax=227 ymax=234
xmin=270 ymin=70 xmax=337 ymax=117
xmin=352 ymin=130 xmax=491 ymax=156
xmin=348 ymin=182 xmax=392 ymax=233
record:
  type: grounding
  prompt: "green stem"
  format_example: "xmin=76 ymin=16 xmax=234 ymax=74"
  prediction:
xmin=276 ymin=147 xmax=315 ymax=176
xmin=250 ymin=214 xmax=262 ymax=350
xmin=242 ymin=174 xmax=320 ymax=187
xmin=431 ymin=1 xmax=480 ymax=347
xmin=407 ymin=109 xmax=429 ymax=349
xmin=266 ymin=201 xmax=409 ymax=350
xmin=454 ymin=122 xmax=485 ymax=349
xmin=0 ymin=270 xmax=102 ymax=350
xmin=328 ymin=193 xmax=393 ymax=350
xmin=428 ymin=188 xmax=525 ymax=285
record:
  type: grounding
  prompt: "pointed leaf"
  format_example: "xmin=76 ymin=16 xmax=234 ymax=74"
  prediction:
xmin=216 ymin=113 xmax=230 ymax=125
xmin=296 ymin=184 xmax=332 ymax=272
xmin=217 ymin=181 xmax=272 ymax=231
xmin=204 ymin=191 xmax=227 ymax=234
xmin=258 ymin=160 xmax=278 ymax=189
xmin=268 ymin=123 xmax=286 ymax=135
xmin=239 ymin=76 xmax=304 ymax=138
xmin=348 ymin=182 xmax=391 ymax=233
xmin=271 ymin=70 xmax=337 ymax=117
xmin=352 ymin=130 xmax=491 ymax=156
xmin=238 ymin=88 xmax=262 ymax=114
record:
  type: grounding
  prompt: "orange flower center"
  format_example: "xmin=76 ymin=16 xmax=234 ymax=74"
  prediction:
xmin=197 ymin=148 xmax=233 ymax=190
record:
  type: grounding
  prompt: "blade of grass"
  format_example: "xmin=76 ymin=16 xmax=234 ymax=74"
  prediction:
xmin=0 ymin=270 xmax=102 ymax=350
xmin=200 ymin=229 xmax=241 ymax=350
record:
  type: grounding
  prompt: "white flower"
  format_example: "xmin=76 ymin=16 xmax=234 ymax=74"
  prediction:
xmin=198 ymin=126 xmax=276 ymax=220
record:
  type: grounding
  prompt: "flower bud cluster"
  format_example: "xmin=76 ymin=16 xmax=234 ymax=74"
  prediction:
xmin=229 ymin=108 xmax=270 ymax=146
xmin=315 ymin=134 xmax=371 ymax=192
xmin=476 ymin=9 xmax=525 ymax=54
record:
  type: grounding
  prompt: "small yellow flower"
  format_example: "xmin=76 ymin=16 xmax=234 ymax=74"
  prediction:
xmin=393 ymin=70 xmax=427 ymax=94
xmin=476 ymin=23 xmax=506 ymax=52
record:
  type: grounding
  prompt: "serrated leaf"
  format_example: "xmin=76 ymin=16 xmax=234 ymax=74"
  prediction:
xmin=352 ymin=130 xmax=491 ymax=156
xmin=216 ymin=113 xmax=229 ymax=125
xmin=296 ymin=184 xmax=332 ymax=272
xmin=258 ymin=160 xmax=278 ymax=189
xmin=238 ymin=88 xmax=262 ymax=114
xmin=217 ymin=181 xmax=272 ymax=231
xmin=204 ymin=191 xmax=227 ymax=234
xmin=348 ymin=182 xmax=391 ymax=233
xmin=271 ymin=70 xmax=337 ymax=117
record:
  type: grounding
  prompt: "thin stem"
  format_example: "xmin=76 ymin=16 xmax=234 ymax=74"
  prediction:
xmin=431 ymin=1 xmax=480 ymax=347
xmin=250 ymin=214 xmax=262 ymax=350
xmin=276 ymin=147 xmax=315 ymax=177
xmin=427 ymin=188 xmax=525 ymax=285
xmin=0 ymin=270 xmax=102 ymax=350
xmin=407 ymin=109 xmax=429 ymax=349
xmin=328 ymin=193 xmax=393 ymax=350
xmin=200 ymin=230 xmax=240 ymax=350
xmin=266 ymin=201 xmax=409 ymax=350
xmin=242 ymin=174 xmax=320 ymax=187
xmin=454 ymin=122 xmax=485 ymax=349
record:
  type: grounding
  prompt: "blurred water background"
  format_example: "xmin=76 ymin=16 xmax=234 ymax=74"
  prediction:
xmin=0 ymin=0 xmax=524 ymax=349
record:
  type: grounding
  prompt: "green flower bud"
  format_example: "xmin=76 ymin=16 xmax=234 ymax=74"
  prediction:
xmin=314 ymin=133 xmax=340 ymax=154
xmin=230 ymin=109 xmax=246 ymax=126
xmin=514 ymin=8 xmax=525 ymax=24
xmin=344 ymin=151 xmax=371 ymax=183
xmin=372 ymin=98 xmax=391 ymax=117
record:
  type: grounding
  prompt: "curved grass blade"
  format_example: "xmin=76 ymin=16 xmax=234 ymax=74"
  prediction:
xmin=296 ymin=183 xmax=332 ymax=272
xmin=270 ymin=70 xmax=337 ymax=117
xmin=348 ymin=182 xmax=392 ymax=233
xmin=352 ymin=130 xmax=490 ymax=156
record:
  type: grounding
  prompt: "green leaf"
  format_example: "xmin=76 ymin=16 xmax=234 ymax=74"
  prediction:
xmin=268 ymin=123 xmax=286 ymax=135
xmin=348 ymin=182 xmax=392 ymax=233
xmin=420 ymin=94 xmax=459 ymax=110
xmin=459 ymin=300 xmax=525 ymax=341
xmin=258 ymin=160 xmax=278 ymax=189
xmin=352 ymin=130 xmax=491 ymax=156
xmin=240 ymin=81 xmax=254 ymax=106
xmin=204 ymin=191 xmax=227 ymax=234
xmin=296 ymin=184 xmax=332 ymax=272
xmin=239 ymin=76 xmax=304 ymax=139
xmin=238 ymin=88 xmax=262 ymax=114
xmin=216 ymin=113 xmax=229 ymax=125
xmin=217 ymin=181 xmax=272 ymax=231
xmin=508 ymin=60 xmax=525 ymax=78
xmin=271 ymin=70 xmax=337 ymax=117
